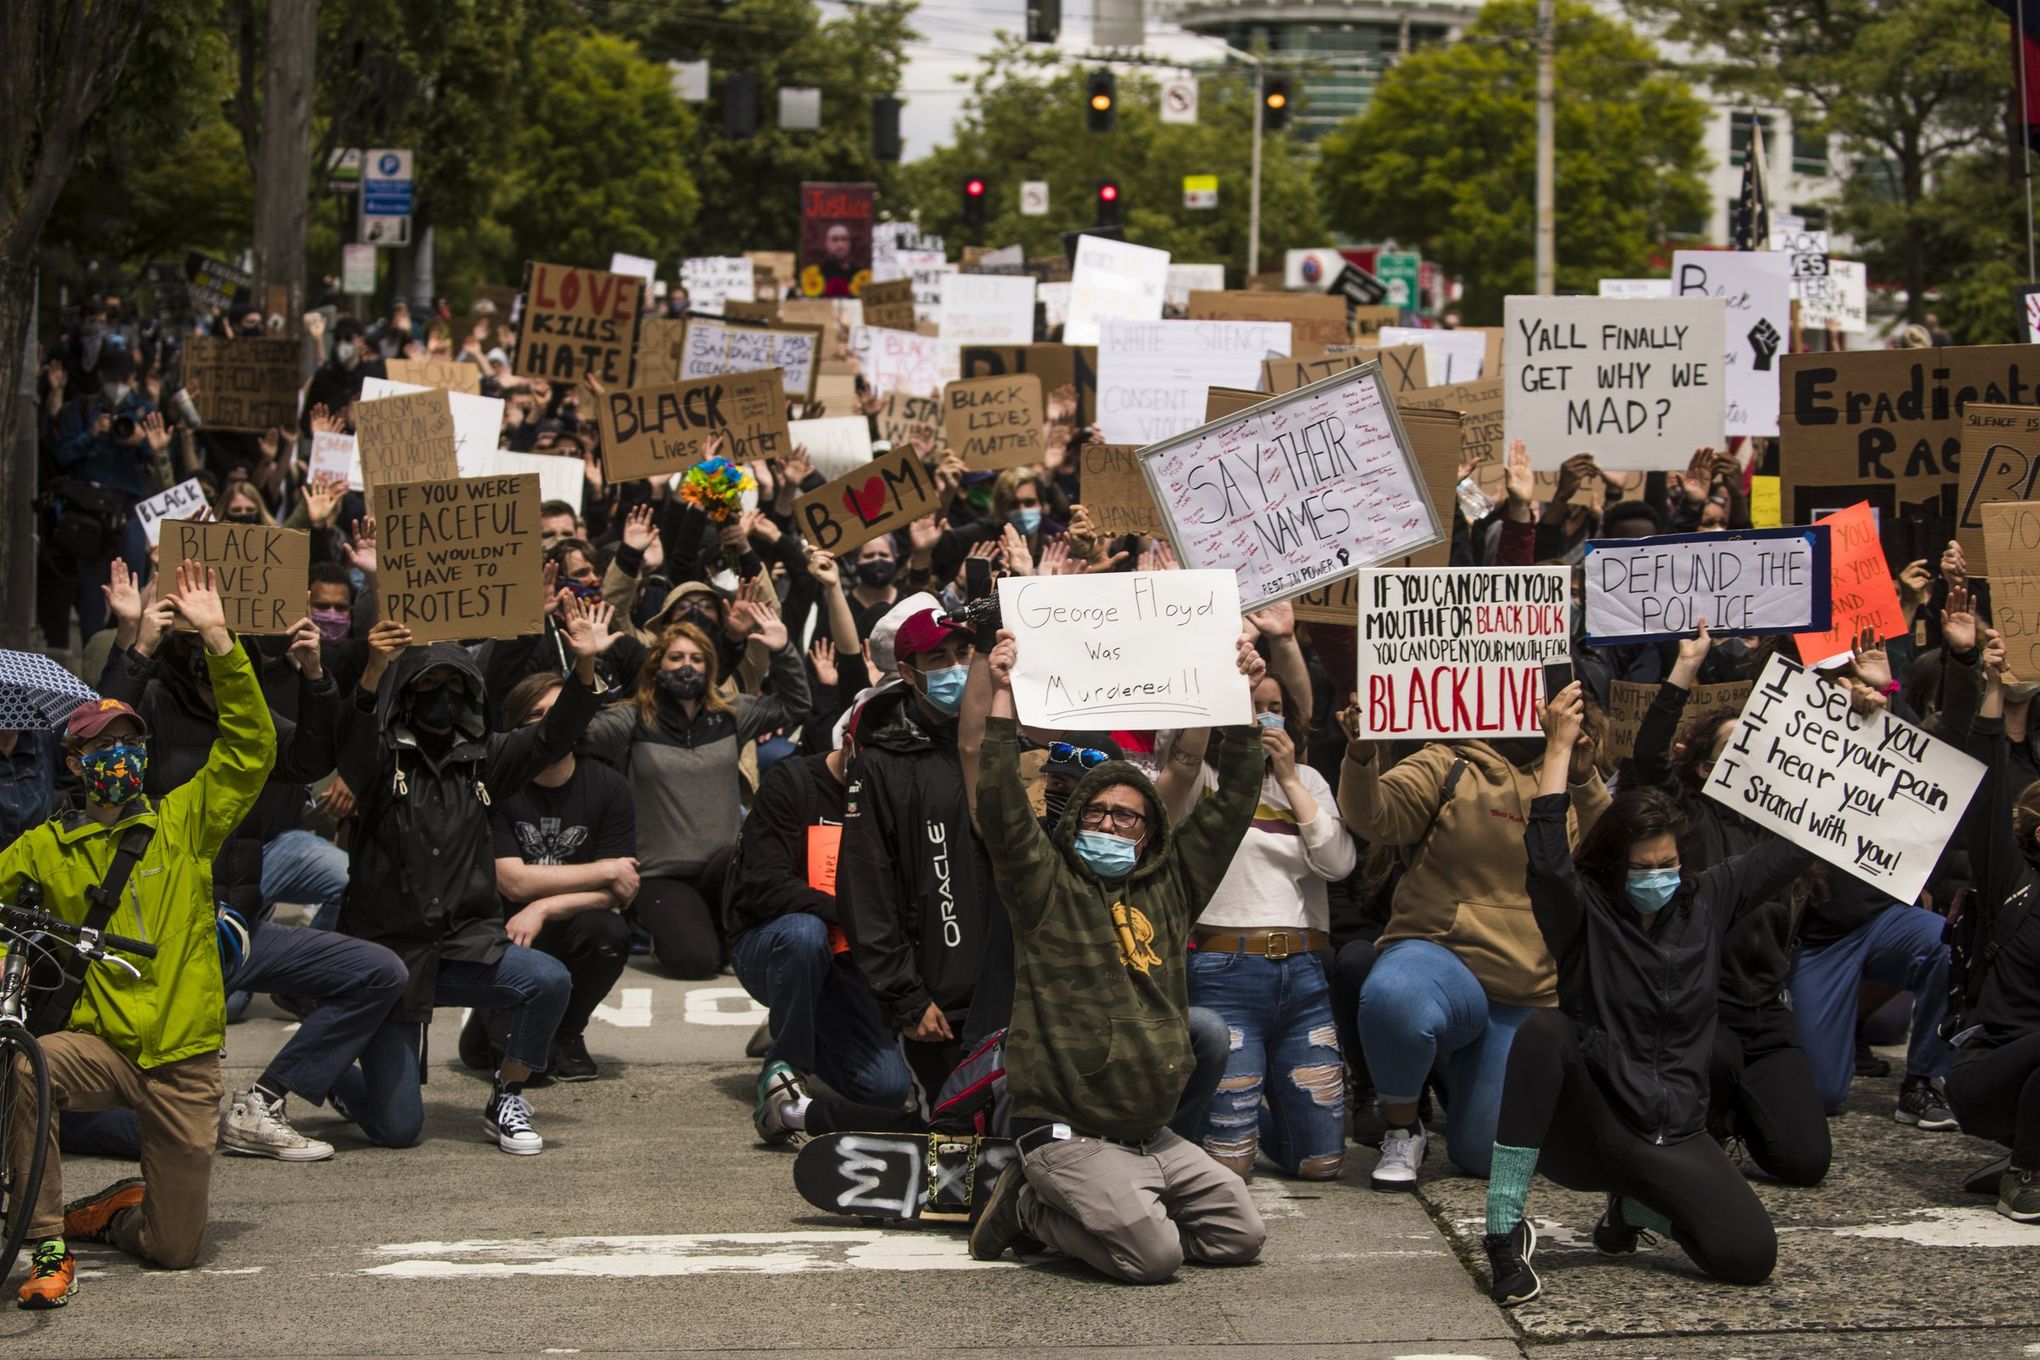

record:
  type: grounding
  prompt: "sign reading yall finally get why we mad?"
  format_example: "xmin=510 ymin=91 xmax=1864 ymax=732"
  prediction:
xmin=371 ymin=474 xmax=545 ymax=645
xmin=511 ymin=261 xmax=645 ymax=386
xmin=1352 ymin=567 xmax=1573 ymax=740
xmin=1581 ymin=526 xmax=1832 ymax=645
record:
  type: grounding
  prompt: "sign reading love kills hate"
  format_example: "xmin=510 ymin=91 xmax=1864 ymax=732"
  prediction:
xmin=512 ymin=261 xmax=644 ymax=385
xmin=794 ymin=444 xmax=943 ymax=555
xmin=1583 ymin=526 xmax=1831 ymax=645
xmin=354 ymin=387 xmax=459 ymax=487
xmin=372 ymin=474 xmax=544 ymax=644
xmin=997 ymin=570 xmax=1252 ymax=730
xmin=1704 ymin=654 xmax=1983 ymax=904
xmin=595 ymin=369 xmax=790 ymax=483
xmin=1353 ymin=567 xmax=1572 ymax=739
xmin=167 ymin=522 xmax=309 ymax=635
xmin=943 ymin=373 xmax=1043 ymax=470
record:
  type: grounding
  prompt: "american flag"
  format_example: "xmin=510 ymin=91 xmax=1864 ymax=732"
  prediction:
xmin=1733 ymin=116 xmax=1772 ymax=251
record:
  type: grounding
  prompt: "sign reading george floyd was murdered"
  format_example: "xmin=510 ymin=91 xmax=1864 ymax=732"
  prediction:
xmin=511 ymin=261 xmax=645 ymax=386
xmin=594 ymin=368 xmax=790 ymax=483
xmin=1582 ymin=526 xmax=1831 ymax=645
xmin=167 ymin=522 xmax=309 ymax=635
xmin=1352 ymin=566 xmax=1573 ymax=739
xmin=182 ymin=337 xmax=299 ymax=432
xmin=1703 ymin=654 xmax=1983 ymax=904
xmin=1502 ymin=296 xmax=1727 ymax=470
xmin=372 ymin=473 xmax=545 ymax=644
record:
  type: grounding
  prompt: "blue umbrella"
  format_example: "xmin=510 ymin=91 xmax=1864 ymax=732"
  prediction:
xmin=0 ymin=651 xmax=98 ymax=731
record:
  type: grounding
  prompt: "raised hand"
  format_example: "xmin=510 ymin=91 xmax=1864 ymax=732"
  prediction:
xmin=1505 ymin=438 xmax=1534 ymax=509
xmin=907 ymin=512 xmax=943 ymax=556
xmin=346 ymin=516 xmax=377 ymax=574
xmin=1941 ymin=585 xmax=1978 ymax=654
xmin=1542 ymin=680 xmax=1584 ymax=747
xmin=1235 ymin=634 xmax=1268 ymax=687
xmin=1673 ymin=617 xmax=1713 ymax=679
xmin=141 ymin=411 xmax=173 ymax=455
xmin=987 ymin=627 xmax=1018 ymax=691
xmin=309 ymin=402 xmax=342 ymax=435
xmin=562 ymin=595 xmax=618 ymax=659
xmin=1852 ymin=623 xmax=1892 ymax=693
xmin=1941 ymin=539 xmax=1967 ymax=590
xmin=779 ymin=444 xmax=815 ymax=486
xmin=1897 ymin=558 xmax=1933 ymax=614
xmin=1261 ymin=724 xmax=1299 ymax=780
xmin=1036 ymin=539 xmax=1073 ymax=576
xmin=622 ymin=502 xmax=656 ymax=552
xmin=809 ymin=637 xmax=839 ymax=687
xmin=1248 ymin=599 xmax=1296 ymax=640
xmin=805 ymin=546 xmax=842 ymax=590
xmin=163 ymin=562 xmax=229 ymax=651
xmin=1065 ymin=503 xmax=1100 ymax=560
xmin=286 ymin=615 xmax=324 ymax=678
xmin=746 ymin=596 xmax=789 ymax=651
xmin=102 ymin=558 xmax=143 ymax=625
xmin=999 ymin=523 xmax=1035 ymax=576
xmin=304 ymin=475 xmax=345 ymax=529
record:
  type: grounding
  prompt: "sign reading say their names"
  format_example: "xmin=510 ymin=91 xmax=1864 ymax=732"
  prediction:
xmin=1583 ymin=526 xmax=1831 ymax=645
xmin=997 ymin=570 xmax=1252 ymax=730
xmin=1096 ymin=317 xmax=1291 ymax=444
xmin=354 ymin=386 xmax=458 ymax=487
xmin=595 ymin=368 xmax=790 ymax=483
xmin=1704 ymin=654 xmax=1983 ymax=903
xmin=182 ymin=337 xmax=299 ymax=432
xmin=372 ymin=474 xmax=544 ymax=644
xmin=942 ymin=373 xmax=1043 ymax=470
xmin=512 ymin=260 xmax=645 ymax=385
xmin=1353 ymin=566 xmax=1573 ymax=739
xmin=167 ymin=522 xmax=309 ymax=635
xmin=793 ymin=444 xmax=943 ymax=555
xmin=1137 ymin=362 xmax=1443 ymax=612
xmin=1503 ymin=295 xmax=1727 ymax=470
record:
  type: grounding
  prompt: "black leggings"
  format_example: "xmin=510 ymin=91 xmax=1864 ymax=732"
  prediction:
xmin=1947 ymin=1031 xmax=2040 ymax=1168
xmin=634 ymin=851 xmax=734 ymax=979
xmin=1497 ymin=1009 xmax=1777 ymax=1286
xmin=532 ymin=910 xmax=633 ymax=1040
xmin=1710 ymin=1003 xmax=1831 ymax=1187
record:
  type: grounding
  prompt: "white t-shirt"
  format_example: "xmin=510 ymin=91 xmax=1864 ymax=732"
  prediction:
xmin=1191 ymin=761 xmax=1357 ymax=932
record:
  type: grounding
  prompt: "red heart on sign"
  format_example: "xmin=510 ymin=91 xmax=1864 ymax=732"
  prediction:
xmin=842 ymin=476 xmax=888 ymax=526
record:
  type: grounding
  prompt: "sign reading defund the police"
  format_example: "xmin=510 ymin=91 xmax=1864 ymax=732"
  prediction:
xmin=997 ymin=570 xmax=1252 ymax=730
xmin=1353 ymin=567 xmax=1572 ymax=740
xmin=1703 ymin=654 xmax=1984 ymax=904
xmin=1583 ymin=525 xmax=1832 ymax=645
xmin=1503 ymin=296 xmax=1727 ymax=470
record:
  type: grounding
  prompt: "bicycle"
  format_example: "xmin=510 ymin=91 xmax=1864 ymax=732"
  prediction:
xmin=0 ymin=883 xmax=156 ymax=1283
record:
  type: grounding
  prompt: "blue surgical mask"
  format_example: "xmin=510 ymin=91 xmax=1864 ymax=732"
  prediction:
xmin=1625 ymin=866 xmax=1682 ymax=914
xmin=1255 ymin=712 xmax=1285 ymax=730
xmin=1009 ymin=507 xmax=1042 ymax=535
xmin=917 ymin=663 xmax=968 ymax=715
xmin=1073 ymin=829 xmax=1138 ymax=879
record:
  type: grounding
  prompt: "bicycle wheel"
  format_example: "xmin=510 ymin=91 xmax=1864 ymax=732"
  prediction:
xmin=0 ymin=1020 xmax=51 ymax=1285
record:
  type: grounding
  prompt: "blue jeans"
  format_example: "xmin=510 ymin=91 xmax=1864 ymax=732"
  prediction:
xmin=328 ymin=945 xmax=571 ymax=1148
xmin=1789 ymin=902 xmax=1953 ymax=1113
xmin=1357 ymin=938 xmax=1535 ymax=1176
xmin=1188 ymin=948 xmax=1346 ymax=1178
xmin=264 ymin=829 xmax=350 ymax=931
xmin=1168 ymin=1006 xmax=1232 ymax=1141
xmin=729 ymin=913 xmax=912 ymax=1108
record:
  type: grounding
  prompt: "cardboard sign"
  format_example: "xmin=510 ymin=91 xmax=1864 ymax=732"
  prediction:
xmin=511 ymin=261 xmax=644 ymax=385
xmin=182 ymin=336 xmax=299 ymax=432
xmin=1400 ymin=376 xmax=1505 ymax=486
xmin=787 ymin=415 xmax=874 ymax=482
xmin=1137 ymin=363 xmax=1443 ymax=611
xmin=1704 ymin=654 xmax=1983 ymax=903
xmin=1164 ymin=264 xmax=1227 ymax=311
xmin=384 ymin=358 xmax=480 ymax=395
xmin=940 ymin=274 xmax=1037 ymax=347
xmin=167 ymin=521 xmax=309 ymax=635
xmin=956 ymin=343 xmax=1096 ymax=430
xmin=1187 ymin=292 xmax=1347 ymax=353
xmin=133 ymin=478 xmax=212 ymax=549
xmin=595 ymin=368 xmax=791 ymax=483
xmin=372 ymin=474 xmax=545 ymax=644
xmin=997 ymin=570 xmax=1252 ymax=729
xmin=354 ymin=386 xmax=459 ymax=488
xmin=1986 ymin=500 xmax=2040 ymax=679
xmin=1204 ymin=387 xmax=1263 ymax=422
xmin=1353 ymin=567 xmax=1573 ymax=739
xmin=360 ymin=376 xmax=503 ymax=479
xmin=1380 ymin=327 xmax=1488 ymax=384
xmin=943 ymin=374 xmax=1043 ymax=471
xmin=850 ymin=325 xmax=944 ymax=399
xmin=1065 ymin=235 xmax=1170 ymax=346
xmin=1673 ymin=250 xmax=1794 ymax=437
xmin=1095 ymin=318 xmax=1291 ymax=445
xmin=680 ymin=257 xmax=754 ymax=315
xmin=1792 ymin=502 xmax=1907 ymax=664
xmin=1956 ymin=403 xmax=2040 ymax=575
xmin=1503 ymin=295 xmax=1728 ymax=470
xmin=632 ymin=316 xmax=689 ymax=387
xmin=1582 ymin=526 xmax=1831 ymax=644
xmin=799 ymin=181 xmax=875 ymax=299
xmin=723 ymin=300 xmax=778 ymax=324
xmin=877 ymin=391 xmax=941 ymax=449
xmin=793 ymin=444 xmax=943 ymax=555
xmin=1263 ymin=346 xmax=1429 ymax=398
xmin=1778 ymin=344 xmax=2040 ymax=528
xmin=1079 ymin=443 xmax=1167 ymax=539
xmin=1291 ymin=574 xmax=1359 ymax=627
xmin=1389 ymin=406 xmax=1469 ymax=570
xmin=1350 ymin=306 xmax=1397 ymax=341
xmin=860 ymin=279 xmax=917 ymax=332
xmin=1606 ymin=677 xmax=1756 ymax=764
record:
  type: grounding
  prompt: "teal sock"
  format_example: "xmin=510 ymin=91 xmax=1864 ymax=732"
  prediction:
xmin=1621 ymin=1197 xmax=1673 ymax=1235
xmin=1485 ymin=1143 xmax=1540 ymax=1236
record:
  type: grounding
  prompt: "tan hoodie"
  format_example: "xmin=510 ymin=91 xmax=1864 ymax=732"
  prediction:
xmin=1338 ymin=741 xmax=1608 ymax=1008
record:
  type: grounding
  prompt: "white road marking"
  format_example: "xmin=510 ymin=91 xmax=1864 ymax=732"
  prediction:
xmin=361 ymin=1231 xmax=1016 ymax=1277
xmin=589 ymin=986 xmax=653 ymax=1029
xmin=1829 ymin=1207 xmax=2040 ymax=1248
xmin=681 ymin=986 xmax=768 ymax=1027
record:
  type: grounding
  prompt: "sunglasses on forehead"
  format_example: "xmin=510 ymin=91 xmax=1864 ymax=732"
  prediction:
xmin=1047 ymin=742 xmax=1109 ymax=769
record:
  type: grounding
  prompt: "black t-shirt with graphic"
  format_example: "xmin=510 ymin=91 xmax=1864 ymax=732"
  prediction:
xmin=490 ymin=757 xmax=636 ymax=869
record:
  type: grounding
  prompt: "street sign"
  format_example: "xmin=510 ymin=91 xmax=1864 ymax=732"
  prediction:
xmin=1183 ymin=174 xmax=1218 ymax=210
xmin=342 ymin=243 xmax=377 ymax=295
xmin=1330 ymin=262 xmax=1388 ymax=307
xmin=1161 ymin=80 xmax=1198 ymax=125
xmin=1376 ymin=250 xmax=1421 ymax=311
xmin=325 ymin=147 xmax=362 ymax=194
xmin=1020 ymin=180 xmax=1049 ymax=216
xmin=362 ymin=147 xmax=413 ymax=248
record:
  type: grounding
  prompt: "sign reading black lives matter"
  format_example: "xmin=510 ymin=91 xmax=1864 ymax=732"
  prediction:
xmin=372 ymin=474 xmax=545 ymax=645
xmin=1136 ymin=363 xmax=1442 ymax=614
xmin=1703 ymin=654 xmax=1984 ymax=904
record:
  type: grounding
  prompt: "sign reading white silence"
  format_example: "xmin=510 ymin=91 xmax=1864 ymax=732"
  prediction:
xmin=1502 ymin=296 xmax=1726 ymax=471
xmin=997 ymin=570 xmax=1252 ymax=730
xmin=1095 ymin=318 xmax=1293 ymax=444
xmin=1582 ymin=526 xmax=1832 ymax=645
xmin=1137 ymin=363 xmax=1443 ymax=613
xmin=1703 ymin=654 xmax=1984 ymax=904
xmin=1353 ymin=567 xmax=1572 ymax=739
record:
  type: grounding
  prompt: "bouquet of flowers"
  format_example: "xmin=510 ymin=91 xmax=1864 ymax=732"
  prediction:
xmin=676 ymin=457 xmax=755 ymax=524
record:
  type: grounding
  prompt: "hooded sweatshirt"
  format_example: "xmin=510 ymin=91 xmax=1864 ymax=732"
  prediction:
xmin=1958 ymin=715 xmax=2040 ymax=1051
xmin=979 ymin=715 xmax=1263 ymax=1141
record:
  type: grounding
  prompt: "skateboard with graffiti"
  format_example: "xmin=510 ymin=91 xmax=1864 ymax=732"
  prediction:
xmin=793 ymin=1131 xmax=1017 ymax=1224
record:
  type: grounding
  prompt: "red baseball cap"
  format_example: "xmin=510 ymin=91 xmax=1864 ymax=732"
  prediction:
xmin=66 ymin=697 xmax=148 ymax=744
xmin=891 ymin=608 xmax=970 ymax=664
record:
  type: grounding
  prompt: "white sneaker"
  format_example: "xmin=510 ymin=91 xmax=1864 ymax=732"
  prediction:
xmin=220 ymin=1087 xmax=335 ymax=1162
xmin=1370 ymin=1122 xmax=1426 ymax=1192
xmin=483 ymin=1089 xmax=543 ymax=1155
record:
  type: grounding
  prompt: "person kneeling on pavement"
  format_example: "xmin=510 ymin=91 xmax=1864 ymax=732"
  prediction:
xmin=968 ymin=626 xmax=1268 ymax=1283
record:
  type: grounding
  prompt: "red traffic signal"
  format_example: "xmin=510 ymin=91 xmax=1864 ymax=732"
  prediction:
xmin=1098 ymin=182 xmax=1119 ymax=203
xmin=1095 ymin=179 xmax=1121 ymax=225
xmin=965 ymin=177 xmax=986 ymax=198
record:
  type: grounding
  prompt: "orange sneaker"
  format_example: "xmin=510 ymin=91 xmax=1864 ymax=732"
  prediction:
xmin=16 ymin=1240 xmax=75 ymax=1309
xmin=63 ymin=1176 xmax=144 ymax=1244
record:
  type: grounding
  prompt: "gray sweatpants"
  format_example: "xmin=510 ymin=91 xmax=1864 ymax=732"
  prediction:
xmin=1016 ymin=1127 xmax=1266 ymax=1283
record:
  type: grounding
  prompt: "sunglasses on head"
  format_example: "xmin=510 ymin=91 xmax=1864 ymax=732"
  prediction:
xmin=1047 ymin=742 xmax=1109 ymax=769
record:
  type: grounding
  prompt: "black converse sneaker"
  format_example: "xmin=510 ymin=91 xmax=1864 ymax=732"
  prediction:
xmin=483 ymin=1086 xmax=543 ymax=1155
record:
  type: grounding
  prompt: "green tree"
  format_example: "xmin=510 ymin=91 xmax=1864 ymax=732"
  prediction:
xmin=897 ymin=43 xmax=1326 ymax=278
xmin=1626 ymin=0 xmax=2011 ymax=331
xmin=1317 ymin=0 xmax=1709 ymax=322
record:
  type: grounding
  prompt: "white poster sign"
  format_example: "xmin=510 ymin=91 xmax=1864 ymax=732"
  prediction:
xmin=1137 ymin=363 xmax=1443 ymax=611
xmin=1599 ymin=278 xmax=1674 ymax=299
xmin=680 ymin=257 xmax=754 ymax=315
xmin=998 ymin=570 xmax=1251 ymax=730
xmin=787 ymin=415 xmax=874 ymax=482
xmin=1096 ymin=318 xmax=1292 ymax=444
xmin=850 ymin=324 xmax=944 ymax=399
xmin=361 ymin=376 xmax=504 ymax=477
xmin=309 ymin=430 xmax=362 ymax=493
xmin=134 ymin=478 xmax=213 ymax=549
xmin=1797 ymin=259 xmax=1868 ymax=334
xmin=1501 ymin=295 xmax=1727 ymax=470
xmin=1582 ymin=526 xmax=1831 ymax=644
xmin=1673 ymin=249 xmax=1794 ymax=437
xmin=1066 ymin=236 xmax=1171 ymax=346
xmin=1165 ymin=264 xmax=1228 ymax=312
xmin=1704 ymin=654 xmax=1985 ymax=904
xmin=1038 ymin=283 xmax=1071 ymax=334
xmin=490 ymin=449 xmax=584 ymax=508
xmin=900 ymin=251 xmax=952 ymax=325
xmin=1353 ymin=567 xmax=1572 ymax=739
xmin=608 ymin=252 xmax=658 ymax=285
xmin=1381 ymin=326 xmax=1488 ymax=383
xmin=939 ymin=273 xmax=1037 ymax=347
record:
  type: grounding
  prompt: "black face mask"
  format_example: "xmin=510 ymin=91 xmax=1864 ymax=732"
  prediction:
xmin=678 ymin=607 xmax=717 ymax=634
xmin=410 ymin=687 xmax=464 ymax=731
xmin=237 ymin=322 xmax=265 ymax=338
xmin=855 ymin=558 xmax=898 ymax=588
xmin=658 ymin=666 xmax=707 ymax=702
xmin=223 ymin=512 xmax=261 ymax=525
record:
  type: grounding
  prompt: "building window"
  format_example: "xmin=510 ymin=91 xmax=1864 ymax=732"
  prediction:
xmin=1792 ymin=205 xmax=1829 ymax=234
xmin=1792 ymin=129 xmax=1829 ymax=177
xmin=1730 ymin=111 xmax=1775 ymax=168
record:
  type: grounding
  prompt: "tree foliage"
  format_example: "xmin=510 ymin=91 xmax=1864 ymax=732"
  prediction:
xmin=1317 ymin=0 xmax=1709 ymax=322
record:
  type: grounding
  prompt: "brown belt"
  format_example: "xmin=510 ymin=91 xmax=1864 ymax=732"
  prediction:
xmin=1191 ymin=928 xmax=1329 ymax=961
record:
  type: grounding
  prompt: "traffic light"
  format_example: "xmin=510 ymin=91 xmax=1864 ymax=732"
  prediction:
xmin=724 ymin=72 xmax=758 ymax=138
xmin=873 ymin=96 xmax=902 ymax=162
xmin=1026 ymin=0 xmax=1061 ymax=43
xmin=1086 ymin=70 xmax=1116 ymax=133
xmin=1262 ymin=75 xmax=1291 ymax=133
xmin=962 ymin=175 xmax=988 ymax=229
xmin=1095 ymin=179 xmax=1121 ymax=227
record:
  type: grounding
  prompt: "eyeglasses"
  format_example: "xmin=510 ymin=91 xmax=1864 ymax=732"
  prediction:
xmin=1048 ymin=742 xmax=1109 ymax=769
xmin=1078 ymin=805 xmax=1147 ymax=833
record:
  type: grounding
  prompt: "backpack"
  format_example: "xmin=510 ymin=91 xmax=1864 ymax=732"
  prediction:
xmin=931 ymin=1028 xmax=1009 ymax=1136
xmin=1941 ymin=881 xmax=2036 ymax=1045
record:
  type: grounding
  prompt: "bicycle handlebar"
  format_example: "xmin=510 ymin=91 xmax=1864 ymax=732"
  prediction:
xmin=0 ymin=902 xmax=158 ymax=961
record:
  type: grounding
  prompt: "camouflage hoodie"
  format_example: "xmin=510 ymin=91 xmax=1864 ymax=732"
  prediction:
xmin=978 ymin=716 xmax=1263 ymax=1140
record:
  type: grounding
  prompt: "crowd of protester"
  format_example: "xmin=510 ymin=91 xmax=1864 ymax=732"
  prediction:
xmin=4 ymin=284 xmax=2035 ymax=1315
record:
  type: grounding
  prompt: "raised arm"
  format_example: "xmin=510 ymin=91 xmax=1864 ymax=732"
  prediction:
xmin=1631 ymin=621 xmax=1710 ymax=791
xmin=1525 ymin=681 xmax=1590 ymax=957
xmin=156 ymin=565 xmax=278 ymax=860
xmin=979 ymin=630 xmax=1059 ymax=928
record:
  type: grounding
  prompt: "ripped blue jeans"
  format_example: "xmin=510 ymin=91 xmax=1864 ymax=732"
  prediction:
xmin=1185 ymin=947 xmax=1346 ymax=1179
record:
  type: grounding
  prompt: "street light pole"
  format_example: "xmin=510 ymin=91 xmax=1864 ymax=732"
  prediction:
xmin=1249 ymin=62 xmax=1265 ymax=281
xmin=1535 ymin=0 xmax=1556 ymax=294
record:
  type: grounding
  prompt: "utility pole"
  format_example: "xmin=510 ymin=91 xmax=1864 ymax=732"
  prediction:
xmin=1249 ymin=62 xmax=1265 ymax=282
xmin=252 ymin=0 xmax=314 ymax=327
xmin=1535 ymin=0 xmax=1556 ymax=294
